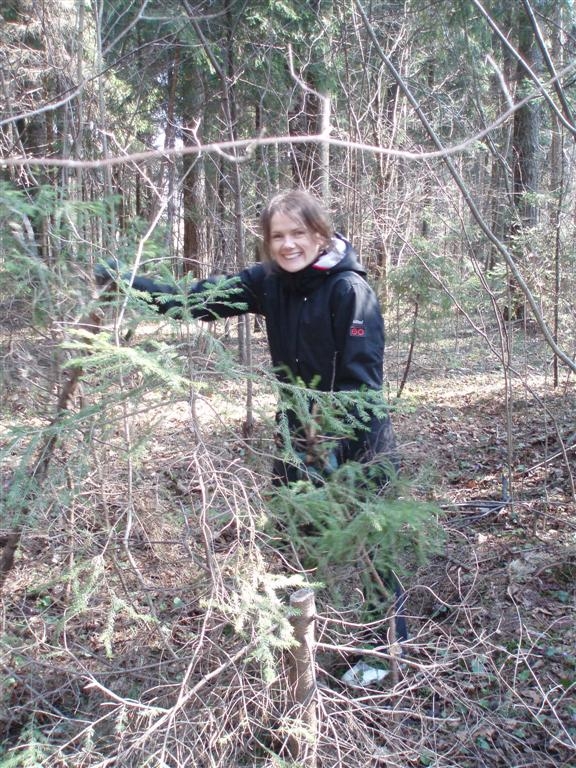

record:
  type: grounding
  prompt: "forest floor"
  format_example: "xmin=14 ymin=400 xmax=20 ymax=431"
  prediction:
xmin=391 ymin=363 xmax=576 ymax=767
xmin=1 ymin=316 xmax=575 ymax=767
xmin=384 ymin=322 xmax=576 ymax=767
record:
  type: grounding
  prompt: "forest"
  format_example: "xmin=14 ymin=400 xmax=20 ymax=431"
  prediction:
xmin=1 ymin=0 xmax=575 ymax=766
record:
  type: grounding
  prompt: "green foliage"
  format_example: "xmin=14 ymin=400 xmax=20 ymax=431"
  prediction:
xmin=203 ymin=570 xmax=312 ymax=683
xmin=100 ymin=595 xmax=158 ymax=659
xmin=61 ymin=555 xmax=106 ymax=623
xmin=62 ymin=330 xmax=191 ymax=392
xmin=0 ymin=181 xmax=38 ymax=220
xmin=0 ymin=720 xmax=52 ymax=766
xmin=269 ymin=461 xmax=442 ymax=609
xmin=0 ymin=446 xmax=42 ymax=527
xmin=0 ymin=181 xmax=122 ymax=325
xmin=388 ymin=246 xmax=453 ymax=315
xmin=0 ymin=183 xmax=50 ymax=312
xmin=273 ymin=376 xmax=395 ymax=471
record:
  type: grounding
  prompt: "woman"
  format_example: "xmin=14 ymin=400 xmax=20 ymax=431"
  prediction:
xmin=98 ymin=189 xmax=398 ymax=486
xmin=98 ymin=190 xmax=406 ymax=641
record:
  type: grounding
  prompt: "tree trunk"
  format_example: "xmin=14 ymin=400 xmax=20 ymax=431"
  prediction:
xmin=181 ymin=60 xmax=204 ymax=277
xmin=507 ymin=5 xmax=542 ymax=320
xmin=287 ymin=588 xmax=317 ymax=768
xmin=288 ymin=0 xmax=332 ymax=201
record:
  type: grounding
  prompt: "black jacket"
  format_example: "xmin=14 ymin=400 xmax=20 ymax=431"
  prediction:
xmin=129 ymin=235 xmax=397 ymax=469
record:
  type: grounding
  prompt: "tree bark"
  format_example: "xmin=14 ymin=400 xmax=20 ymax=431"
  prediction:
xmin=287 ymin=588 xmax=317 ymax=768
xmin=507 ymin=5 xmax=542 ymax=320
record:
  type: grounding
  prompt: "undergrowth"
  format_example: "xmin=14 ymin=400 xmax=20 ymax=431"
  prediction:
xmin=1 ymin=191 xmax=575 ymax=765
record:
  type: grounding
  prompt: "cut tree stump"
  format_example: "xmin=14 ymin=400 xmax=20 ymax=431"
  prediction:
xmin=287 ymin=587 xmax=317 ymax=768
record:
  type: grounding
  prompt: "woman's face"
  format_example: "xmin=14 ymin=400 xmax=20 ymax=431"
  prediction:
xmin=268 ymin=212 xmax=325 ymax=273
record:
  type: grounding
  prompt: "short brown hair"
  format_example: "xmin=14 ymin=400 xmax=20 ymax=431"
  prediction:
xmin=260 ymin=190 xmax=334 ymax=258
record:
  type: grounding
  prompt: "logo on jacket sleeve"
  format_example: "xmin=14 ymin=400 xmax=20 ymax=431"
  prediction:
xmin=350 ymin=319 xmax=365 ymax=337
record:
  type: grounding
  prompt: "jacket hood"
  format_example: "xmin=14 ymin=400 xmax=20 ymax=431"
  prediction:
xmin=274 ymin=233 xmax=366 ymax=293
xmin=312 ymin=233 xmax=366 ymax=276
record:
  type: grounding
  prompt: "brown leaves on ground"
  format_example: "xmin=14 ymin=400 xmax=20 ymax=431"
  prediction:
xmin=394 ymin=366 xmax=576 ymax=767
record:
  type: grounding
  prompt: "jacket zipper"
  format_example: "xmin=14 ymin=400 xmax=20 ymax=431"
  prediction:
xmin=294 ymin=295 xmax=307 ymax=379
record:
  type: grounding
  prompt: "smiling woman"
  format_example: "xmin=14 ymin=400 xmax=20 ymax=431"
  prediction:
xmin=96 ymin=189 xmax=398 ymax=487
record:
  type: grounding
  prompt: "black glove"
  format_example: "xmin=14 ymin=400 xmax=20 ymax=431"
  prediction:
xmin=295 ymin=447 xmax=339 ymax=485
xmin=94 ymin=257 xmax=123 ymax=287
xmin=94 ymin=260 xmax=184 ymax=317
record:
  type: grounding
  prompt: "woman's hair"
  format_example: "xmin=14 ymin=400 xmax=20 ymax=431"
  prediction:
xmin=260 ymin=189 xmax=334 ymax=258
